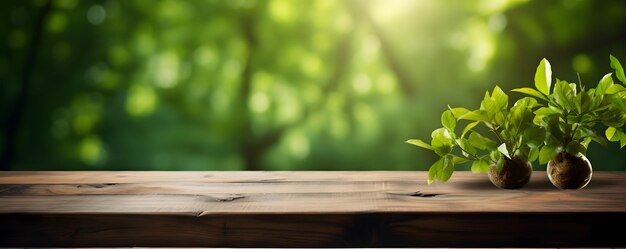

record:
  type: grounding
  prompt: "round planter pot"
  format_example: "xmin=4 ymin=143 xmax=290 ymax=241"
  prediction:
xmin=547 ymin=152 xmax=592 ymax=190
xmin=488 ymin=156 xmax=532 ymax=189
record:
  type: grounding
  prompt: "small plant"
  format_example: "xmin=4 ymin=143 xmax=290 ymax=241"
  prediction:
xmin=512 ymin=55 xmax=626 ymax=189
xmin=407 ymin=55 xmax=625 ymax=190
xmin=407 ymin=86 xmax=543 ymax=189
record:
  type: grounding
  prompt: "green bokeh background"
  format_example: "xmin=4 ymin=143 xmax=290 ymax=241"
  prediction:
xmin=1 ymin=0 xmax=624 ymax=171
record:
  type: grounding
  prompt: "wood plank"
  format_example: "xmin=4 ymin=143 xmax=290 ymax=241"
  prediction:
xmin=1 ymin=172 xmax=625 ymax=213
xmin=1 ymin=171 xmax=625 ymax=247
xmin=2 ymin=213 xmax=623 ymax=247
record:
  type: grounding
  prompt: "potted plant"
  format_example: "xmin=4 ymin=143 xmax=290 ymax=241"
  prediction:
xmin=407 ymin=86 xmax=544 ymax=189
xmin=512 ymin=55 xmax=626 ymax=189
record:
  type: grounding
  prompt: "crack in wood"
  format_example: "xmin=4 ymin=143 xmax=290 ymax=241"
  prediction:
xmin=408 ymin=191 xmax=439 ymax=197
xmin=386 ymin=191 xmax=441 ymax=198
xmin=215 ymin=194 xmax=245 ymax=202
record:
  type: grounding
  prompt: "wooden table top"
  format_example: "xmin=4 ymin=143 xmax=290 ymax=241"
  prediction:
xmin=1 ymin=171 xmax=625 ymax=247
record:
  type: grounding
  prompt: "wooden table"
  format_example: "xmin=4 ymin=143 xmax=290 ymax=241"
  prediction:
xmin=0 ymin=171 xmax=625 ymax=247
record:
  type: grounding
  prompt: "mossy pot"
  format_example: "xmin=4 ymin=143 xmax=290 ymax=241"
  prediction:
xmin=488 ymin=156 xmax=532 ymax=189
xmin=547 ymin=152 xmax=592 ymax=190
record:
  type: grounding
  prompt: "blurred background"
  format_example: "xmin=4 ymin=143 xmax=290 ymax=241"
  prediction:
xmin=1 ymin=0 xmax=625 ymax=171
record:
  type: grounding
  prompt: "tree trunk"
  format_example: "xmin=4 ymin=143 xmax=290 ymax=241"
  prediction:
xmin=0 ymin=0 xmax=52 ymax=170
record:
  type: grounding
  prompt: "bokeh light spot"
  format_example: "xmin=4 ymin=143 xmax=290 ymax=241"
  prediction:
xmin=249 ymin=92 xmax=270 ymax=113
xmin=79 ymin=135 xmax=104 ymax=165
xmin=108 ymin=45 xmax=129 ymax=66
xmin=269 ymin=0 xmax=295 ymax=23
xmin=488 ymin=13 xmax=508 ymax=32
xmin=572 ymin=53 xmax=592 ymax=74
xmin=352 ymin=74 xmax=372 ymax=94
xmin=301 ymin=54 xmax=323 ymax=77
xmin=194 ymin=46 xmax=219 ymax=67
xmin=71 ymin=94 xmax=102 ymax=135
xmin=126 ymin=85 xmax=157 ymax=117
xmin=152 ymin=51 xmax=180 ymax=88
xmin=376 ymin=74 xmax=396 ymax=94
xmin=56 ymin=0 xmax=78 ymax=9
xmin=286 ymin=131 xmax=310 ymax=159
xmin=87 ymin=5 xmax=107 ymax=25
xmin=47 ymin=12 xmax=67 ymax=33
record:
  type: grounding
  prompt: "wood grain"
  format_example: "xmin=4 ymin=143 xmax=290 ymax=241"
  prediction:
xmin=1 ymin=171 xmax=625 ymax=247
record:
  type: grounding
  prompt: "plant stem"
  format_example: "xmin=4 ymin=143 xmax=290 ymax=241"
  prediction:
xmin=571 ymin=123 xmax=580 ymax=140
xmin=490 ymin=127 xmax=505 ymax=144
xmin=510 ymin=147 xmax=519 ymax=159
xmin=563 ymin=111 xmax=572 ymax=144
xmin=454 ymin=141 xmax=481 ymax=161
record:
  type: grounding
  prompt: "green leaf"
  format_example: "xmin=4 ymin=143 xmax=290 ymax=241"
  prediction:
xmin=480 ymin=91 xmax=497 ymax=120
xmin=461 ymin=121 xmax=480 ymax=138
xmin=539 ymin=143 xmax=561 ymax=164
xmin=535 ymin=58 xmax=552 ymax=95
xmin=497 ymin=143 xmax=510 ymax=159
xmin=458 ymin=110 xmax=488 ymax=122
xmin=427 ymin=159 xmax=443 ymax=184
xmin=534 ymin=107 xmax=561 ymax=116
xmin=457 ymin=138 xmax=477 ymax=157
xmin=441 ymin=110 xmax=456 ymax=132
xmin=545 ymin=115 xmax=565 ymax=141
xmin=553 ymin=80 xmax=575 ymax=110
xmin=523 ymin=126 xmax=545 ymax=148
xmin=512 ymin=87 xmax=549 ymax=102
xmin=492 ymin=85 xmax=508 ymax=110
xmin=471 ymin=158 xmax=490 ymax=173
xmin=468 ymin=132 xmax=498 ymax=150
xmin=517 ymin=96 xmax=539 ymax=108
xmin=490 ymin=150 xmax=503 ymax=162
xmin=569 ymin=83 xmax=578 ymax=95
xmin=427 ymin=156 xmax=454 ymax=184
xmin=406 ymin=139 xmax=433 ymax=150
xmin=495 ymin=155 xmax=505 ymax=172
xmin=604 ymin=127 xmax=626 ymax=148
xmin=596 ymin=73 xmax=614 ymax=95
xmin=507 ymin=103 xmax=526 ymax=134
xmin=579 ymin=90 xmax=591 ymax=113
xmin=606 ymin=84 xmax=626 ymax=94
xmin=574 ymin=91 xmax=583 ymax=114
xmin=589 ymin=94 xmax=609 ymax=112
xmin=606 ymin=127 xmax=618 ymax=141
xmin=451 ymin=155 xmax=469 ymax=164
xmin=514 ymin=145 xmax=529 ymax=161
xmin=565 ymin=140 xmax=587 ymax=155
xmin=448 ymin=107 xmax=471 ymax=119
xmin=599 ymin=106 xmax=626 ymax=126
xmin=576 ymin=126 xmax=607 ymax=146
xmin=608 ymin=94 xmax=626 ymax=112
xmin=528 ymin=146 xmax=540 ymax=161
xmin=610 ymin=54 xmax=625 ymax=84
xmin=431 ymin=128 xmax=454 ymax=156
xmin=441 ymin=155 xmax=455 ymax=182
xmin=494 ymin=111 xmax=506 ymax=126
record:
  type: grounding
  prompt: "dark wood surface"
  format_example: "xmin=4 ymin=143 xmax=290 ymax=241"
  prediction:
xmin=1 ymin=171 xmax=625 ymax=247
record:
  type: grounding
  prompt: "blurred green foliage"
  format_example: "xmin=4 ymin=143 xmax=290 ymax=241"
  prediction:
xmin=1 ymin=0 xmax=624 ymax=171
